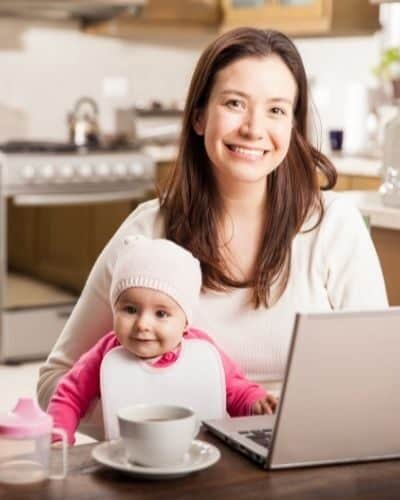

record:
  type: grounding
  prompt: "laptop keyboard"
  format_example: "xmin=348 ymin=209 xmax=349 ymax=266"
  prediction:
xmin=239 ymin=428 xmax=272 ymax=449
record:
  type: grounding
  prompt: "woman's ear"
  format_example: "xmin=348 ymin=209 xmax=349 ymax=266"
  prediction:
xmin=192 ymin=108 xmax=205 ymax=136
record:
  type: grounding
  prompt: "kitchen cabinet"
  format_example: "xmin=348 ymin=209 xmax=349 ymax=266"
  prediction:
xmin=7 ymin=200 xmax=37 ymax=273
xmin=35 ymin=205 xmax=92 ymax=290
xmin=371 ymin=227 xmax=400 ymax=306
xmin=90 ymin=201 xmax=136 ymax=263
xmin=339 ymin=191 xmax=400 ymax=307
xmin=220 ymin=0 xmax=379 ymax=36
xmin=333 ymin=174 xmax=380 ymax=191
xmin=7 ymin=201 xmax=141 ymax=294
xmin=85 ymin=0 xmax=379 ymax=38
xmin=156 ymin=160 xmax=381 ymax=193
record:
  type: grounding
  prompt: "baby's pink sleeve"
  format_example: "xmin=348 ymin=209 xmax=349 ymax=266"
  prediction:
xmin=185 ymin=328 xmax=267 ymax=416
xmin=47 ymin=332 xmax=118 ymax=445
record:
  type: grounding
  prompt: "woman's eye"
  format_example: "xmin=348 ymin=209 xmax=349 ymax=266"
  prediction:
xmin=270 ymin=107 xmax=286 ymax=116
xmin=226 ymin=99 xmax=245 ymax=110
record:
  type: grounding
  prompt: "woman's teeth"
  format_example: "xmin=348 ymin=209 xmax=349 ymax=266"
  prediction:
xmin=228 ymin=145 xmax=265 ymax=158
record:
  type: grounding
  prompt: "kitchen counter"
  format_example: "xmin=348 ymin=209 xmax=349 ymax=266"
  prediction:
xmin=141 ymin=144 xmax=178 ymax=163
xmin=329 ymin=154 xmax=381 ymax=177
xmin=339 ymin=190 xmax=400 ymax=231
xmin=142 ymin=145 xmax=382 ymax=178
xmin=340 ymin=191 xmax=400 ymax=306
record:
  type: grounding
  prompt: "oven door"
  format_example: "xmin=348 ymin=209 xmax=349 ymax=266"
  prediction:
xmin=1 ymin=187 xmax=148 ymax=362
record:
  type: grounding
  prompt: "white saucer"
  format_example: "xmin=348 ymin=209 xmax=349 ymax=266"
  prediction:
xmin=91 ymin=439 xmax=221 ymax=479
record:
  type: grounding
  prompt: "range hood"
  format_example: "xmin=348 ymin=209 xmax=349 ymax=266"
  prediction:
xmin=0 ymin=1 xmax=146 ymax=22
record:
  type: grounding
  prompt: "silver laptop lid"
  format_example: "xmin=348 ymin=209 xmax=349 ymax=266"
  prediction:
xmin=269 ymin=308 xmax=400 ymax=469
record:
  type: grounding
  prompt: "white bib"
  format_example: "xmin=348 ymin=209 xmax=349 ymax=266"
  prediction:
xmin=100 ymin=338 xmax=227 ymax=440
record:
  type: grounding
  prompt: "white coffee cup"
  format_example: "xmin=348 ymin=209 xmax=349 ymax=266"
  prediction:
xmin=117 ymin=404 xmax=199 ymax=468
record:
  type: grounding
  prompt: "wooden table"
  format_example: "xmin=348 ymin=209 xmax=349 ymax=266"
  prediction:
xmin=2 ymin=431 xmax=400 ymax=500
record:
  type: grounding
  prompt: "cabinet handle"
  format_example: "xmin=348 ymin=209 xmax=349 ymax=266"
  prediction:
xmin=13 ymin=186 xmax=152 ymax=206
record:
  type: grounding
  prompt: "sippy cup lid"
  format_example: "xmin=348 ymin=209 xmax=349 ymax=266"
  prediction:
xmin=0 ymin=397 xmax=53 ymax=438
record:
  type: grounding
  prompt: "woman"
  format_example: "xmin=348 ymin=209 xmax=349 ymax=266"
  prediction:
xmin=37 ymin=28 xmax=387 ymax=439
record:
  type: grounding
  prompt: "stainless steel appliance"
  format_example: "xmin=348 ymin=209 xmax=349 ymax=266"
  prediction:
xmin=0 ymin=141 xmax=155 ymax=362
xmin=116 ymin=105 xmax=182 ymax=145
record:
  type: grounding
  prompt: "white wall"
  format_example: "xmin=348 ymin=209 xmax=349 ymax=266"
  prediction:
xmin=0 ymin=17 xmax=382 ymax=144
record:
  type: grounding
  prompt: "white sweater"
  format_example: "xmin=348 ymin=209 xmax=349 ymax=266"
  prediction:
xmin=37 ymin=191 xmax=388 ymax=417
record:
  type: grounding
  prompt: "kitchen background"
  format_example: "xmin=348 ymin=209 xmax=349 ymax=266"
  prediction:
xmin=0 ymin=0 xmax=400 ymax=420
xmin=0 ymin=15 xmax=392 ymax=143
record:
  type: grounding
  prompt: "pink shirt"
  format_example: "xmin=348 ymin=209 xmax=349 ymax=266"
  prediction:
xmin=47 ymin=327 xmax=267 ymax=444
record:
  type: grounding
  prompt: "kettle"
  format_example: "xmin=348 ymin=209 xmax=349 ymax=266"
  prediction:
xmin=68 ymin=97 xmax=100 ymax=147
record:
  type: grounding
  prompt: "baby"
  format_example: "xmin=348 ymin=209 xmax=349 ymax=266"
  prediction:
xmin=47 ymin=235 xmax=277 ymax=445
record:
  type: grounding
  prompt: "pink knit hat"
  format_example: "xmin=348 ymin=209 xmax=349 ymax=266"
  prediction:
xmin=110 ymin=235 xmax=202 ymax=323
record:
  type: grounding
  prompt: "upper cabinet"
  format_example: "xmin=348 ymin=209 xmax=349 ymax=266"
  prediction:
xmin=85 ymin=0 xmax=380 ymax=38
xmin=220 ymin=0 xmax=380 ymax=36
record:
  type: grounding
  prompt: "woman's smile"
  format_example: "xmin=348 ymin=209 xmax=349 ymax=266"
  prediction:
xmin=225 ymin=143 xmax=268 ymax=161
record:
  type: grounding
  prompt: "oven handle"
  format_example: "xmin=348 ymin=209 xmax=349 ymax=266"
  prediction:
xmin=13 ymin=189 xmax=151 ymax=206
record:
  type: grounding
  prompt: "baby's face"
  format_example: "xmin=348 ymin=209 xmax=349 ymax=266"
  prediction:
xmin=113 ymin=287 xmax=187 ymax=359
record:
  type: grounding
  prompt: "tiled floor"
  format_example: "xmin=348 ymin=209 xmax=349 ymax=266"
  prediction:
xmin=0 ymin=361 xmax=95 ymax=445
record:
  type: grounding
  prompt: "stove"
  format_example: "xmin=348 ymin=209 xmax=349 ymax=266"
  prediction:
xmin=0 ymin=139 xmax=138 ymax=154
xmin=0 ymin=140 xmax=155 ymax=198
xmin=0 ymin=139 xmax=156 ymax=362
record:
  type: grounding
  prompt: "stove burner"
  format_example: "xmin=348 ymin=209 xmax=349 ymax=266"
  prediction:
xmin=0 ymin=139 xmax=138 ymax=154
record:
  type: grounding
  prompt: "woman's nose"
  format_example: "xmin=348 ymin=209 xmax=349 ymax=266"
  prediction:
xmin=240 ymin=110 xmax=265 ymax=140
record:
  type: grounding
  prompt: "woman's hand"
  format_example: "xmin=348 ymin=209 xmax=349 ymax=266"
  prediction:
xmin=251 ymin=394 xmax=279 ymax=415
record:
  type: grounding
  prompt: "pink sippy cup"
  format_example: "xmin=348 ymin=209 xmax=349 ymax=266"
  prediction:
xmin=0 ymin=397 xmax=67 ymax=484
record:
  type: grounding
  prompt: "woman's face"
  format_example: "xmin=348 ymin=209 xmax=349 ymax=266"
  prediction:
xmin=194 ymin=55 xmax=297 ymax=191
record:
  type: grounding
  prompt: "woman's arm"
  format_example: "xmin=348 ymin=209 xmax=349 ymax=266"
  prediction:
xmin=318 ymin=195 xmax=388 ymax=309
xmin=37 ymin=199 xmax=163 ymax=412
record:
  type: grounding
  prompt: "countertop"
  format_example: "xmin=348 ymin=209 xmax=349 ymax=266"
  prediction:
xmin=143 ymin=145 xmax=382 ymax=178
xmin=142 ymin=145 xmax=400 ymax=229
xmin=329 ymin=154 xmax=381 ymax=177
xmin=339 ymin=190 xmax=400 ymax=231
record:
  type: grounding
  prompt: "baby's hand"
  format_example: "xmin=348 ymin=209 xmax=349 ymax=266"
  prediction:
xmin=51 ymin=441 xmax=64 ymax=449
xmin=251 ymin=394 xmax=279 ymax=415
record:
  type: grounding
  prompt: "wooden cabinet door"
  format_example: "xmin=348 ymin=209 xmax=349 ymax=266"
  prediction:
xmin=35 ymin=205 xmax=91 ymax=291
xmin=7 ymin=200 xmax=38 ymax=273
xmin=371 ymin=227 xmax=400 ymax=306
xmin=350 ymin=176 xmax=380 ymax=191
xmin=86 ymin=0 xmax=221 ymax=37
xmin=90 ymin=201 xmax=136 ymax=264
xmin=222 ymin=0 xmax=330 ymax=34
xmin=7 ymin=200 xmax=148 ymax=295
xmin=129 ymin=0 xmax=220 ymax=24
xmin=220 ymin=0 xmax=378 ymax=36
xmin=86 ymin=0 xmax=378 ymax=38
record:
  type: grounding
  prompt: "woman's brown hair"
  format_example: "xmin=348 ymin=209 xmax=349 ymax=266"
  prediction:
xmin=160 ymin=27 xmax=337 ymax=308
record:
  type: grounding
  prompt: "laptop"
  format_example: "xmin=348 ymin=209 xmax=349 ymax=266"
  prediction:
xmin=203 ymin=308 xmax=400 ymax=469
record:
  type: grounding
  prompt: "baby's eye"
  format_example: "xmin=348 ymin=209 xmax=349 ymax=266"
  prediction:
xmin=124 ymin=305 xmax=137 ymax=315
xmin=155 ymin=310 xmax=169 ymax=319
